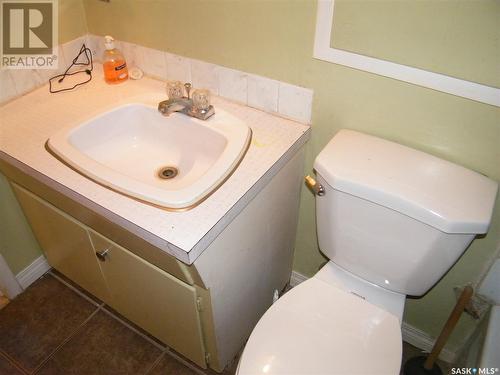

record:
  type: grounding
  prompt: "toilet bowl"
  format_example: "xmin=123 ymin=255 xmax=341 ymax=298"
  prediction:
xmin=237 ymin=263 xmax=403 ymax=374
xmin=236 ymin=130 xmax=497 ymax=375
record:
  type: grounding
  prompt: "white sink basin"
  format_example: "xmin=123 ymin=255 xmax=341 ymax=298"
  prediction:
xmin=48 ymin=103 xmax=251 ymax=209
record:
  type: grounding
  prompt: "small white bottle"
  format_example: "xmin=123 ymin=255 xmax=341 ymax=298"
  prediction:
xmin=102 ymin=36 xmax=128 ymax=84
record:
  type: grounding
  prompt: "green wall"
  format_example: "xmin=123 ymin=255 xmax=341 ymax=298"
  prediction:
xmin=331 ymin=0 xmax=500 ymax=87
xmin=59 ymin=0 xmax=88 ymax=44
xmin=84 ymin=0 xmax=499 ymax=353
xmin=0 ymin=174 xmax=42 ymax=274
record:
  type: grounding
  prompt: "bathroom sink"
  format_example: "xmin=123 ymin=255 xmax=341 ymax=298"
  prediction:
xmin=48 ymin=103 xmax=251 ymax=209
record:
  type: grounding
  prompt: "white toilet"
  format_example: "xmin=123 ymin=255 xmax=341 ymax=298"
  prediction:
xmin=237 ymin=130 xmax=498 ymax=375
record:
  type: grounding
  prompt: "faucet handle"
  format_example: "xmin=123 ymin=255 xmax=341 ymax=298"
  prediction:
xmin=184 ymin=82 xmax=192 ymax=99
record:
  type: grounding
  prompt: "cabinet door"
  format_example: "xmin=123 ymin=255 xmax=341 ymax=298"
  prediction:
xmin=12 ymin=184 xmax=111 ymax=303
xmin=89 ymin=231 xmax=207 ymax=368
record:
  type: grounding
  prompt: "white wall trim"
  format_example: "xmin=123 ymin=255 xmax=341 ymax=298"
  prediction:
xmin=401 ymin=322 xmax=457 ymax=364
xmin=290 ymin=270 xmax=458 ymax=363
xmin=0 ymin=254 xmax=23 ymax=298
xmin=290 ymin=270 xmax=309 ymax=287
xmin=313 ymin=0 xmax=500 ymax=107
xmin=16 ymin=255 xmax=51 ymax=289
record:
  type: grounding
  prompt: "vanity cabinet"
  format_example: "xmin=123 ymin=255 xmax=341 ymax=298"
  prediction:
xmin=5 ymin=145 xmax=305 ymax=372
xmin=12 ymin=184 xmax=210 ymax=369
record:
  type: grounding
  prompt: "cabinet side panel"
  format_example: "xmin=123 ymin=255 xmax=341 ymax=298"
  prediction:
xmin=194 ymin=147 xmax=305 ymax=368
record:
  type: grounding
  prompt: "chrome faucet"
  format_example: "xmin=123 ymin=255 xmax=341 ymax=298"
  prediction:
xmin=158 ymin=82 xmax=215 ymax=120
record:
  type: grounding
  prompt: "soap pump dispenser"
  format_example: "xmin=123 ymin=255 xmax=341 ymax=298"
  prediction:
xmin=103 ymin=35 xmax=128 ymax=84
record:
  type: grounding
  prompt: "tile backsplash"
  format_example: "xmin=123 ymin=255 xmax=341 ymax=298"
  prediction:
xmin=0 ymin=36 xmax=87 ymax=104
xmin=1 ymin=34 xmax=313 ymax=124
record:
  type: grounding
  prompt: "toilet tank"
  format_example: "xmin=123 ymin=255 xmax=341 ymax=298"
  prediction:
xmin=314 ymin=130 xmax=498 ymax=296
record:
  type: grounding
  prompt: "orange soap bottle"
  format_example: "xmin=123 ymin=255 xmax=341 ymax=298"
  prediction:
xmin=103 ymin=35 xmax=128 ymax=84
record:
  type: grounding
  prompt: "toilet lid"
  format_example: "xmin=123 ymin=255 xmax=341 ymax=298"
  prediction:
xmin=238 ymin=278 xmax=402 ymax=375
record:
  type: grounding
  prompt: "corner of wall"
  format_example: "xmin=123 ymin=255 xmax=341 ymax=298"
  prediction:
xmin=0 ymin=173 xmax=43 ymax=275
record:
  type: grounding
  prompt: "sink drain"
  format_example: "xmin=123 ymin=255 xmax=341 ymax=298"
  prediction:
xmin=158 ymin=166 xmax=178 ymax=180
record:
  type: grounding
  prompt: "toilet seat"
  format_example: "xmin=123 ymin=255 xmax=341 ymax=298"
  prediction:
xmin=237 ymin=277 xmax=402 ymax=375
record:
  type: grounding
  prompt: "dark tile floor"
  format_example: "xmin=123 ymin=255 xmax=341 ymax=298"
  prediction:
xmin=0 ymin=272 xmax=224 ymax=375
xmin=0 ymin=271 xmax=452 ymax=375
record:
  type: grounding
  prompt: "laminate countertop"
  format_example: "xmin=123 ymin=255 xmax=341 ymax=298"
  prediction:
xmin=0 ymin=69 xmax=310 ymax=264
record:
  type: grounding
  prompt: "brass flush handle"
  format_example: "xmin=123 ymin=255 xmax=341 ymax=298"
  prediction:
xmin=305 ymin=175 xmax=325 ymax=196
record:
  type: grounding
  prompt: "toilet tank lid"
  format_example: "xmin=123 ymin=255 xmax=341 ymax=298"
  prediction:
xmin=314 ymin=130 xmax=498 ymax=234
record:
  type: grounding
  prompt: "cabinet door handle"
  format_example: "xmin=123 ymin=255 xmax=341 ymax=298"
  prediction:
xmin=95 ymin=247 xmax=111 ymax=262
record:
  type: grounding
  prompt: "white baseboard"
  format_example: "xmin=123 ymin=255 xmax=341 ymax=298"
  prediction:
xmin=401 ymin=322 xmax=457 ymax=363
xmin=0 ymin=254 xmax=23 ymax=298
xmin=289 ymin=270 xmax=458 ymax=363
xmin=290 ymin=270 xmax=309 ymax=287
xmin=16 ymin=255 xmax=51 ymax=289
